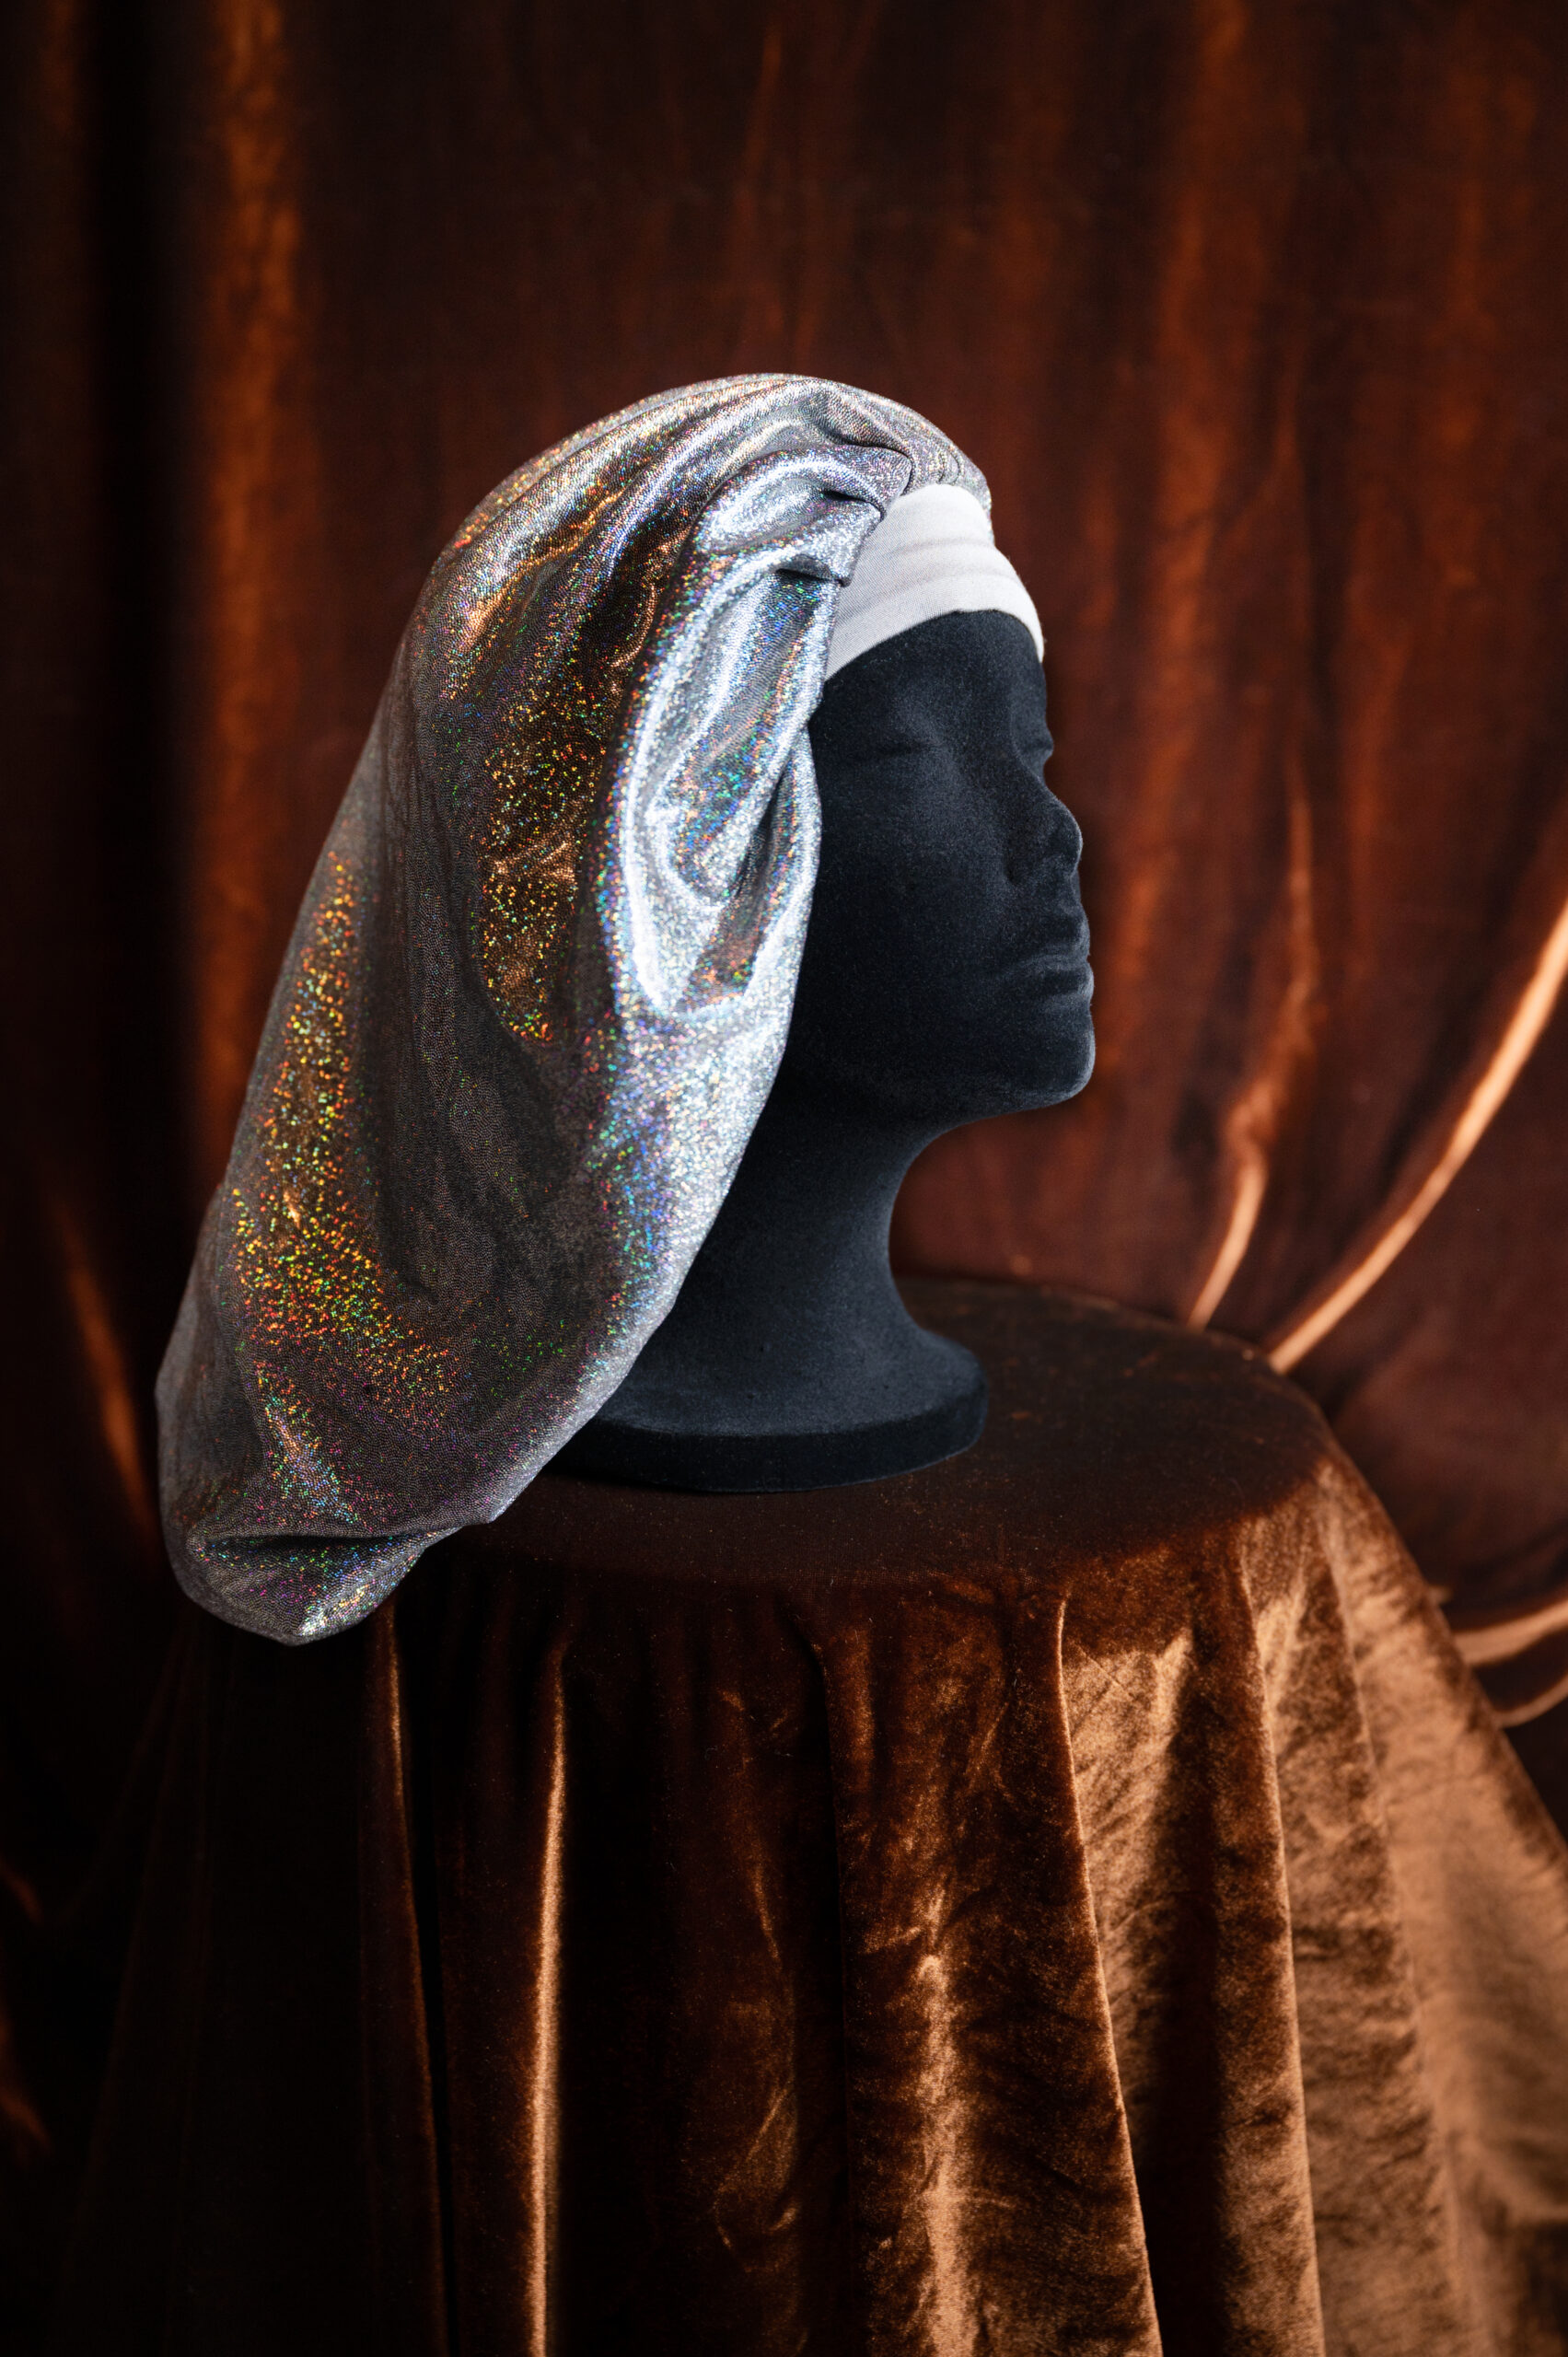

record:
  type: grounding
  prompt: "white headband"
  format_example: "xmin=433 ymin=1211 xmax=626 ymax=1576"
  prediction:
xmin=824 ymin=482 xmax=1043 ymax=681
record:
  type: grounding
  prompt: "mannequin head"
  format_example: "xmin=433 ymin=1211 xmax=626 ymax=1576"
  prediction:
xmin=784 ymin=606 xmax=1094 ymax=1134
xmin=563 ymin=603 xmax=1095 ymax=1490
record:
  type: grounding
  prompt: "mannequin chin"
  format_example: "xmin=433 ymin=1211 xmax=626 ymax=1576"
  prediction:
xmin=558 ymin=608 xmax=1095 ymax=1492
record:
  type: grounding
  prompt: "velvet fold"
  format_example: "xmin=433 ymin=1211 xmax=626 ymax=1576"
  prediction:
xmin=44 ymin=1285 xmax=1568 ymax=2352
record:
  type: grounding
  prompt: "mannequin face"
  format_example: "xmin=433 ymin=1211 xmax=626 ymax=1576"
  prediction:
xmin=785 ymin=609 xmax=1094 ymax=1129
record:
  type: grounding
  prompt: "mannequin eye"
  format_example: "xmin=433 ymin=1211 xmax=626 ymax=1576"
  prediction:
xmin=833 ymin=732 xmax=942 ymax=766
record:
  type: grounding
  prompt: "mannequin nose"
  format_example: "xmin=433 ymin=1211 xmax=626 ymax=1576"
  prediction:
xmin=1005 ymin=770 xmax=1083 ymax=888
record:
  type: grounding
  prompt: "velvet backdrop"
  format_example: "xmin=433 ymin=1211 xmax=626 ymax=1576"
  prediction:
xmin=5 ymin=0 xmax=1568 ymax=1962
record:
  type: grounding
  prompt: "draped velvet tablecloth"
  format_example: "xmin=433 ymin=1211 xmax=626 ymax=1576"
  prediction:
xmin=46 ymin=1284 xmax=1568 ymax=2354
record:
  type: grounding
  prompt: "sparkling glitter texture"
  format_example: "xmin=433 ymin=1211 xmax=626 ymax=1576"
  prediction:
xmin=157 ymin=377 xmax=986 ymax=1643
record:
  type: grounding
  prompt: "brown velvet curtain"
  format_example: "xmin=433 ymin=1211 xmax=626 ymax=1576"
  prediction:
xmin=5 ymin=0 xmax=1568 ymax=1940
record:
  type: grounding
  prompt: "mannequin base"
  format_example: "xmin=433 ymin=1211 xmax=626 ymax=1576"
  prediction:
xmin=556 ymin=1346 xmax=988 ymax=1493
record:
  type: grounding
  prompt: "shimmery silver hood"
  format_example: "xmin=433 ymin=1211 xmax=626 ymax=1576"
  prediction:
xmin=157 ymin=375 xmax=986 ymax=1643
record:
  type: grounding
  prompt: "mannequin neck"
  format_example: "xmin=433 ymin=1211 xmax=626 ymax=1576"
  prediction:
xmin=559 ymin=1073 xmax=986 ymax=1489
xmin=640 ymin=1076 xmax=928 ymax=1408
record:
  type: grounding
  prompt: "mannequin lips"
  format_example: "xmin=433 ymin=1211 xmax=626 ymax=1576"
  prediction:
xmin=1006 ymin=902 xmax=1091 ymax=991
xmin=1013 ymin=949 xmax=1094 ymax=996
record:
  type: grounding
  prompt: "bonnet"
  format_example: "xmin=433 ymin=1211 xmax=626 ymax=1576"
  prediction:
xmin=157 ymin=375 xmax=1040 ymax=1643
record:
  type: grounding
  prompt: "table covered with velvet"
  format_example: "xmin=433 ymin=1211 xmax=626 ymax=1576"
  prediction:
xmin=46 ymin=1283 xmax=1568 ymax=2354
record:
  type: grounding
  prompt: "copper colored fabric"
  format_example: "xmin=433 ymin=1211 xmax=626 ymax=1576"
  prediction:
xmin=6 ymin=5 xmax=1568 ymax=2330
xmin=6 ymin=4 xmax=1568 ymax=1934
xmin=36 ymin=1286 xmax=1568 ymax=2353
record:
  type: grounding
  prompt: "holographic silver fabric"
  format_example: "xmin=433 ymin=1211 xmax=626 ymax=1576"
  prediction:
xmin=157 ymin=376 xmax=985 ymax=1643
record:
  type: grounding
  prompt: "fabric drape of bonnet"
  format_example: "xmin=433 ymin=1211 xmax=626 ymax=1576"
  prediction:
xmin=157 ymin=377 xmax=985 ymax=1644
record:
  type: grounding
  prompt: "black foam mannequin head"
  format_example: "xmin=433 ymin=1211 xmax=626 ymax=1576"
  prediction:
xmin=783 ymin=607 xmax=1094 ymax=1124
xmin=557 ymin=608 xmax=1094 ymax=1492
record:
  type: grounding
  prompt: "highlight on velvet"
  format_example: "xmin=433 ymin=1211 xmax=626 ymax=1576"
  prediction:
xmin=156 ymin=376 xmax=996 ymax=1645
